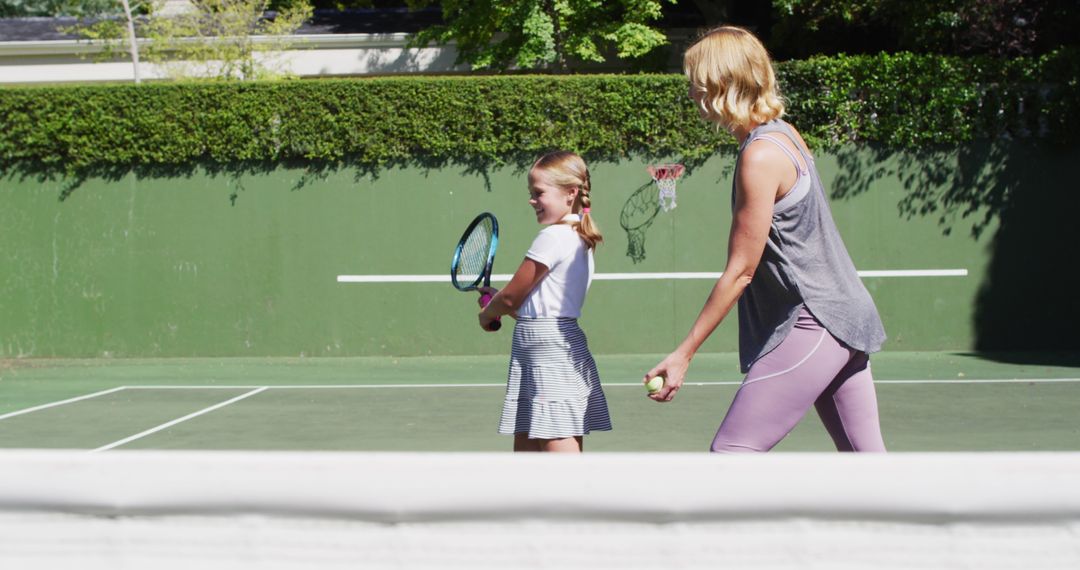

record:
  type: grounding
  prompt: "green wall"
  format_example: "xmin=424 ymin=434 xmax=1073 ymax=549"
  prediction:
xmin=2 ymin=142 xmax=1071 ymax=358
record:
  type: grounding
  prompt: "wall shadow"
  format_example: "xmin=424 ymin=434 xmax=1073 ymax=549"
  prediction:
xmin=2 ymin=147 xmax=709 ymax=203
xmin=3 ymin=149 xmax=713 ymax=270
xmin=619 ymin=180 xmax=661 ymax=263
xmin=1 ymin=154 xmax=535 ymax=205
xmin=829 ymin=140 xmax=1080 ymax=359
xmin=953 ymin=351 xmax=1080 ymax=367
xmin=970 ymin=142 xmax=1079 ymax=356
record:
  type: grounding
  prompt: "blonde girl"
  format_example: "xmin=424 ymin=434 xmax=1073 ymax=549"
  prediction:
xmin=478 ymin=151 xmax=611 ymax=453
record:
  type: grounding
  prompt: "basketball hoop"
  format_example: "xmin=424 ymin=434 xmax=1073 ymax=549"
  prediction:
xmin=647 ymin=164 xmax=685 ymax=212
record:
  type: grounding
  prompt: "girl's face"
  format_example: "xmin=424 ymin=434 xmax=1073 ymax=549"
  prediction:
xmin=528 ymin=168 xmax=576 ymax=225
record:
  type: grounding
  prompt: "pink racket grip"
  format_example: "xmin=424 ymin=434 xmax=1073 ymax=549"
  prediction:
xmin=480 ymin=292 xmax=502 ymax=331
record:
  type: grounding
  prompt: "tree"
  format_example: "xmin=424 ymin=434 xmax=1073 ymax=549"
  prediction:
xmin=0 ymin=0 xmax=122 ymax=17
xmin=770 ymin=0 xmax=1069 ymax=57
xmin=405 ymin=0 xmax=675 ymax=72
xmin=69 ymin=0 xmax=313 ymax=82
xmin=117 ymin=0 xmax=141 ymax=82
xmin=685 ymin=0 xmax=728 ymax=26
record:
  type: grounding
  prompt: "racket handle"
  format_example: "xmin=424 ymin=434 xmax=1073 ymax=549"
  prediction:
xmin=480 ymin=293 xmax=502 ymax=331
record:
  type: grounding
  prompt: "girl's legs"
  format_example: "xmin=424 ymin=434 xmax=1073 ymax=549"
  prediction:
xmin=513 ymin=433 xmax=541 ymax=451
xmin=514 ymin=433 xmax=583 ymax=452
xmin=710 ymin=314 xmax=885 ymax=453
xmin=538 ymin=436 xmax=583 ymax=453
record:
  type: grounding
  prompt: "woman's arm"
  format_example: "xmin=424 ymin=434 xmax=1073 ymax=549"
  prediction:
xmin=645 ymin=145 xmax=784 ymax=401
xmin=478 ymin=258 xmax=549 ymax=331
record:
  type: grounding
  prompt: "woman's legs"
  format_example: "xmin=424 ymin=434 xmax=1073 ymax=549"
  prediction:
xmin=711 ymin=315 xmax=885 ymax=453
xmin=814 ymin=353 xmax=886 ymax=452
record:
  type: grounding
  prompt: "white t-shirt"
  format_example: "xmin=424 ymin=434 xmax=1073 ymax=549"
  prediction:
xmin=517 ymin=215 xmax=594 ymax=319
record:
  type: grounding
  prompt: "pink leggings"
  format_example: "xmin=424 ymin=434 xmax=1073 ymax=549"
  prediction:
xmin=711 ymin=307 xmax=886 ymax=453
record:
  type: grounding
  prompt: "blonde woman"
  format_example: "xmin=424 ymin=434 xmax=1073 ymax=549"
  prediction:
xmin=644 ymin=27 xmax=887 ymax=452
xmin=479 ymin=151 xmax=611 ymax=452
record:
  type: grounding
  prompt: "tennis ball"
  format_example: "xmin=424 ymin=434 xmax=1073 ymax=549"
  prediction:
xmin=645 ymin=376 xmax=664 ymax=394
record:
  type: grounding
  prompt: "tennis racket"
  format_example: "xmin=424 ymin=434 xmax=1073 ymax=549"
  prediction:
xmin=451 ymin=212 xmax=501 ymax=331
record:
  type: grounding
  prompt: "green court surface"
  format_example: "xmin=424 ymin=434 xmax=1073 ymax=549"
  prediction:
xmin=1 ymin=352 xmax=1077 ymax=452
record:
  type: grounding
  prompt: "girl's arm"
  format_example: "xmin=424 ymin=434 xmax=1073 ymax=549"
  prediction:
xmin=478 ymin=258 xmax=549 ymax=331
xmin=645 ymin=145 xmax=783 ymax=401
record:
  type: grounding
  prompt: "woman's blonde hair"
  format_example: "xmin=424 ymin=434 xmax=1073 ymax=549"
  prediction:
xmin=683 ymin=26 xmax=785 ymax=131
xmin=531 ymin=151 xmax=603 ymax=250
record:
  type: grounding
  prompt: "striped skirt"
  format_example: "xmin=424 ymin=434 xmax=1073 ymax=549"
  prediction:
xmin=498 ymin=317 xmax=612 ymax=439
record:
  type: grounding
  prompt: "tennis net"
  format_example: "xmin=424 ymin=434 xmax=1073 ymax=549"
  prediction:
xmin=1 ymin=451 xmax=1078 ymax=569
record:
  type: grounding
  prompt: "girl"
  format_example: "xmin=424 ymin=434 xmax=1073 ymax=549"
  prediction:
xmin=644 ymin=26 xmax=888 ymax=453
xmin=478 ymin=151 xmax=611 ymax=453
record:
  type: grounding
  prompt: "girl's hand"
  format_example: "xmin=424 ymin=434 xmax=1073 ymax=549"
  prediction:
xmin=478 ymin=287 xmax=501 ymax=331
xmin=478 ymin=311 xmax=499 ymax=332
xmin=644 ymin=352 xmax=690 ymax=402
xmin=477 ymin=286 xmax=499 ymax=307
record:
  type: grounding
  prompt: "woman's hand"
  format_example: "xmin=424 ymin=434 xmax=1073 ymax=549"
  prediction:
xmin=640 ymin=135 xmax=778 ymax=401
xmin=644 ymin=351 xmax=691 ymax=402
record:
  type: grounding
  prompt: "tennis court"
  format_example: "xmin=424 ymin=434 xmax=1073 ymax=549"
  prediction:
xmin=2 ymin=351 xmax=1077 ymax=453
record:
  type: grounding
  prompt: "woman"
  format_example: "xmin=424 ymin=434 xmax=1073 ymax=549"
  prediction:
xmin=644 ymin=27 xmax=887 ymax=453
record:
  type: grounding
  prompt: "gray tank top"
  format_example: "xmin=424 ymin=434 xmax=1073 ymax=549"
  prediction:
xmin=734 ymin=120 xmax=886 ymax=372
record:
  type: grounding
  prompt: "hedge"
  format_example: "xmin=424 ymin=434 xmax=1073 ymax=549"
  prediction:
xmin=1 ymin=49 xmax=1077 ymax=174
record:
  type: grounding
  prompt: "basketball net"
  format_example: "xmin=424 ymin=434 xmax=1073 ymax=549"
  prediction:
xmin=647 ymin=164 xmax=685 ymax=212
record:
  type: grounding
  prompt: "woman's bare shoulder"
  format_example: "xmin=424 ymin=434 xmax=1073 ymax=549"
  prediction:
xmin=738 ymin=137 xmax=786 ymax=170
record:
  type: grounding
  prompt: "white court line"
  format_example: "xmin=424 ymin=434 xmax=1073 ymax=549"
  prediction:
xmin=0 ymin=386 xmax=127 ymax=422
xmin=337 ymin=269 xmax=968 ymax=283
xmin=122 ymin=384 xmax=505 ymax=390
xmin=91 ymin=387 xmax=268 ymax=453
xmin=119 ymin=377 xmax=1080 ymax=390
xmin=876 ymin=378 xmax=1080 ymax=384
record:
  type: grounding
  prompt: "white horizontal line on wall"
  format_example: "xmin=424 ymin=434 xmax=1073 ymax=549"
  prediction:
xmin=336 ymin=269 xmax=968 ymax=283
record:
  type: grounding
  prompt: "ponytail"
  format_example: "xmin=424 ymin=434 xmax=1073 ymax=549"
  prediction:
xmin=531 ymin=151 xmax=604 ymax=250
xmin=574 ymin=168 xmax=603 ymax=250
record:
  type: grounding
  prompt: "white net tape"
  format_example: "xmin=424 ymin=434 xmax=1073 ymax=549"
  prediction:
xmin=1 ymin=451 xmax=1079 ymax=569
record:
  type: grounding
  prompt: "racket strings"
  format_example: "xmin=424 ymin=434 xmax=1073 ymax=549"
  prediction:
xmin=456 ymin=219 xmax=493 ymax=283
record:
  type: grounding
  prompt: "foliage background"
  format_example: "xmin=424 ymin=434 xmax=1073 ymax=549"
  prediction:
xmin=2 ymin=50 xmax=1076 ymax=176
